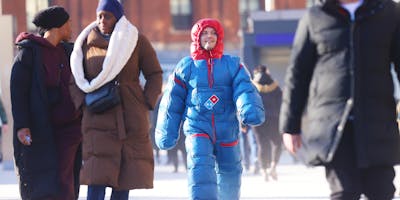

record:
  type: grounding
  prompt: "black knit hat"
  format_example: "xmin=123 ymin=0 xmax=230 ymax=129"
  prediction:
xmin=253 ymin=65 xmax=273 ymax=85
xmin=32 ymin=6 xmax=69 ymax=30
xmin=254 ymin=65 xmax=267 ymax=74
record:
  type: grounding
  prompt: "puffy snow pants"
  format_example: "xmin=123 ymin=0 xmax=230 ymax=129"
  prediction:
xmin=185 ymin=133 xmax=242 ymax=200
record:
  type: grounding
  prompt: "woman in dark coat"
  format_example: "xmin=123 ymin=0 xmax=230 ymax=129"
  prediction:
xmin=10 ymin=6 xmax=82 ymax=200
xmin=280 ymin=0 xmax=400 ymax=199
xmin=251 ymin=65 xmax=282 ymax=181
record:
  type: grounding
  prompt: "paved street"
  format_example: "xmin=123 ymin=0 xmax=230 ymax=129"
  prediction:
xmin=1 ymin=152 xmax=399 ymax=200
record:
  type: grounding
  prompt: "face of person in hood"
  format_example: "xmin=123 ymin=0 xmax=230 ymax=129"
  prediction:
xmin=200 ymin=27 xmax=217 ymax=50
xmin=97 ymin=10 xmax=117 ymax=35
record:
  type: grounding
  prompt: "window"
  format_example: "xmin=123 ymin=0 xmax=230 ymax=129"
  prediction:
xmin=239 ymin=0 xmax=260 ymax=13
xmin=265 ymin=0 xmax=274 ymax=11
xmin=170 ymin=0 xmax=192 ymax=30
xmin=239 ymin=0 xmax=261 ymax=31
xmin=26 ymin=0 xmax=49 ymax=31
xmin=306 ymin=0 xmax=316 ymax=7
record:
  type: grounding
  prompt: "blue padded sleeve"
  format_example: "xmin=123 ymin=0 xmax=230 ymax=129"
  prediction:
xmin=230 ymin=60 xmax=265 ymax=126
xmin=155 ymin=56 xmax=192 ymax=150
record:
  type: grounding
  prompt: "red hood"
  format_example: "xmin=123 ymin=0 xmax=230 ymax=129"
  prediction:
xmin=190 ymin=18 xmax=224 ymax=60
xmin=15 ymin=32 xmax=52 ymax=47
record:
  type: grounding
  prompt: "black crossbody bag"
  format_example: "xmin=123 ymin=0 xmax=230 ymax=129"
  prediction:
xmin=85 ymin=79 xmax=120 ymax=113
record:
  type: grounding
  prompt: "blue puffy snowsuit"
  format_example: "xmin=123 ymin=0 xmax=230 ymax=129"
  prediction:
xmin=156 ymin=18 xmax=265 ymax=200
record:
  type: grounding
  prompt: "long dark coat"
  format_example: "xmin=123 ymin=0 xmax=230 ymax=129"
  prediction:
xmin=280 ymin=0 xmax=400 ymax=167
xmin=70 ymin=29 xmax=163 ymax=190
xmin=252 ymin=73 xmax=282 ymax=138
xmin=10 ymin=39 xmax=81 ymax=199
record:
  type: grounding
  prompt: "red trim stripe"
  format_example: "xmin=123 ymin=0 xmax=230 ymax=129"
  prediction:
xmin=174 ymin=77 xmax=186 ymax=89
xmin=191 ymin=133 xmax=210 ymax=138
xmin=220 ymin=140 xmax=239 ymax=147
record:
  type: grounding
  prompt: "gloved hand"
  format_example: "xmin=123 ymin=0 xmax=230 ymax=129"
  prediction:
xmin=240 ymin=105 xmax=265 ymax=126
xmin=155 ymin=130 xmax=178 ymax=150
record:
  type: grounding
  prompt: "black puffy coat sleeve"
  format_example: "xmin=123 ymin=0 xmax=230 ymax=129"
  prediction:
xmin=392 ymin=3 xmax=400 ymax=83
xmin=10 ymin=47 xmax=33 ymax=131
xmin=279 ymin=11 xmax=317 ymax=134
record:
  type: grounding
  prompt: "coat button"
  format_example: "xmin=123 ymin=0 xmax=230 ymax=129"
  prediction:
xmin=23 ymin=183 xmax=27 ymax=187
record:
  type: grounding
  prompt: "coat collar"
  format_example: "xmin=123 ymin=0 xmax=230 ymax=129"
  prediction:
xmin=321 ymin=0 xmax=388 ymax=21
xmin=87 ymin=28 xmax=109 ymax=49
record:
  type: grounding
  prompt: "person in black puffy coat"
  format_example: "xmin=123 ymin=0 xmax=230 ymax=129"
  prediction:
xmin=280 ymin=0 xmax=400 ymax=199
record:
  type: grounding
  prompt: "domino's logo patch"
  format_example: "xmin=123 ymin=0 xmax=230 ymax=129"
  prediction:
xmin=204 ymin=95 xmax=219 ymax=110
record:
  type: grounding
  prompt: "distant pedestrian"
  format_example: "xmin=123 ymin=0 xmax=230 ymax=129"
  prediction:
xmin=251 ymin=65 xmax=282 ymax=181
xmin=167 ymin=125 xmax=187 ymax=173
xmin=150 ymin=97 xmax=162 ymax=164
xmin=239 ymin=123 xmax=259 ymax=174
xmin=239 ymin=123 xmax=251 ymax=171
xmin=0 ymin=96 xmax=8 ymax=163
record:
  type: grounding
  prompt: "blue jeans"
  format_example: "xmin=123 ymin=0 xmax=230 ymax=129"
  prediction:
xmin=87 ymin=185 xmax=129 ymax=200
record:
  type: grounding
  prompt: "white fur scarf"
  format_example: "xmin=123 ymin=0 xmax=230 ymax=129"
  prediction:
xmin=70 ymin=16 xmax=138 ymax=93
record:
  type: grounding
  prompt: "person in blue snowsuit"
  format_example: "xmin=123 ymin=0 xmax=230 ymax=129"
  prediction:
xmin=156 ymin=18 xmax=265 ymax=200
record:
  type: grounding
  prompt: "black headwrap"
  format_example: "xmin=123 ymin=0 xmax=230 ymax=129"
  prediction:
xmin=32 ymin=6 xmax=69 ymax=36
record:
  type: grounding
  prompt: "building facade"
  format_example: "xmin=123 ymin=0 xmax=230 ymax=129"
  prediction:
xmin=0 ymin=0 xmax=311 ymax=169
xmin=243 ymin=9 xmax=304 ymax=86
xmin=1 ymin=0 xmax=307 ymax=51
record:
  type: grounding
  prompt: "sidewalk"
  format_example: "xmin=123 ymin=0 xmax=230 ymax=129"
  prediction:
xmin=0 ymin=152 xmax=399 ymax=200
